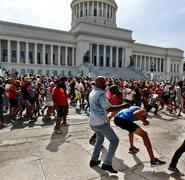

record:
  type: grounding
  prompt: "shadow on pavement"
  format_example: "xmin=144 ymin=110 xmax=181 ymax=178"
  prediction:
xmin=96 ymin=147 xmax=184 ymax=180
xmin=45 ymin=126 xmax=71 ymax=152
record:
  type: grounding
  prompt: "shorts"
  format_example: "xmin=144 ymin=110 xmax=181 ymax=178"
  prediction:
xmin=114 ymin=117 xmax=139 ymax=133
xmin=56 ymin=105 xmax=64 ymax=118
xmin=9 ymin=99 xmax=18 ymax=108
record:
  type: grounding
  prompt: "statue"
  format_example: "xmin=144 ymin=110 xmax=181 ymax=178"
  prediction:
xmin=129 ymin=56 xmax=134 ymax=66
xmin=83 ymin=50 xmax=90 ymax=63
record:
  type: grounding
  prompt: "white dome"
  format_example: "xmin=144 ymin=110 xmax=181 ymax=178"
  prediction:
xmin=71 ymin=0 xmax=118 ymax=28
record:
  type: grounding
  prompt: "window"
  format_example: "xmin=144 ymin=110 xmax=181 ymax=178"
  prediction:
xmin=20 ymin=51 xmax=25 ymax=63
xmin=45 ymin=53 xmax=49 ymax=64
xmin=100 ymin=56 xmax=103 ymax=66
xmin=106 ymin=57 xmax=110 ymax=67
xmin=38 ymin=70 xmax=42 ymax=75
xmin=12 ymin=50 xmax=16 ymax=62
xmin=119 ymin=60 xmax=122 ymax=68
xmin=94 ymin=56 xmax=97 ymax=66
xmin=94 ymin=9 xmax=97 ymax=16
xmin=29 ymin=52 xmax=33 ymax=64
xmin=37 ymin=53 xmax=41 ymax=64
xmin=80 ymin=10 xmax=83 ymax=17
xmin=2 ymin=49 xmax=7 ymax=62
xmin=21 ymin=69 xmax=25 ymax=75
xmin=46 ymin=70 xmax=50 ymax=76
xmin=171 ymin=64 xmax=173 ymax=72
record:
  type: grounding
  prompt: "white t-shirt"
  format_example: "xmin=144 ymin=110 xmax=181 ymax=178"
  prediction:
xmin=125 ymin=88 xmax=136 ymax=101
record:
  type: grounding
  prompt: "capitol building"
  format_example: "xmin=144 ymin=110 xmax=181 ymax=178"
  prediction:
xmin=0 ymin=0 xmax=184 ymax=81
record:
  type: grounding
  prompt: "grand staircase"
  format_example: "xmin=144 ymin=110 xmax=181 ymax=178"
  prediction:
xmin=80 ymin=63 xmax=148 ymax=80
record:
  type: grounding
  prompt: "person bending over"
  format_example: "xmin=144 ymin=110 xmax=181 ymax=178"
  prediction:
xmin=114 ymin=106 xmax=166 ymax=166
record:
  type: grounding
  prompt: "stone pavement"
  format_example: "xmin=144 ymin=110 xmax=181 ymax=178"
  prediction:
xmin=0 ymin=108 xmax=185 ymax=180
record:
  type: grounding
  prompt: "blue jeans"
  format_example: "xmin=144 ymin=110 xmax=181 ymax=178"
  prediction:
xmin=90 ymin=123 xmax=119 ymax=165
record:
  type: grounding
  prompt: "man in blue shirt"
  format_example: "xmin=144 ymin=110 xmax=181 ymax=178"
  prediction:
xmin=89 ymin=76 xmax=129 ymax=173
xmin=114 ymin=106 xmax=166 ymax=166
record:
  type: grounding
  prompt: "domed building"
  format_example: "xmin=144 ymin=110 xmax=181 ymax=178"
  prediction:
xmin=0 ymin=0 xmax=184 ymax=81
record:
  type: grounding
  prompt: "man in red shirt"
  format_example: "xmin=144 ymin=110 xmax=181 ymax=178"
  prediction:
xmin=52 ymin=79 xmax=67 ymax=134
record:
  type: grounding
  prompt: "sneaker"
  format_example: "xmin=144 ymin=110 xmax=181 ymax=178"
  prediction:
xmin=150 ymin=158 xmax=166 ymax=166
xmin=129 ymin=147 xmax=140 ymax=154
xmin=101 ymin=164 xmax=118 ymax=173
xmin=89 ymin=160 xmax=101 ymax=167
xmin=54 ymin=130 xmax=62 ymax=134
xmin=89 ymin=136 xmax=96 ymax=146
xmin=168 ymin=166 xmax=184 ymax=176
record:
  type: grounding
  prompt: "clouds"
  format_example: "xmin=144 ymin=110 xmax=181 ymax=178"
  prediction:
xmin=0 ymin=0 xmax=184 ymax=51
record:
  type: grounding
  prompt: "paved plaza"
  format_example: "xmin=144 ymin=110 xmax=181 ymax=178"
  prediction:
xmin=0 ymin=108 xmax=185 ymax=180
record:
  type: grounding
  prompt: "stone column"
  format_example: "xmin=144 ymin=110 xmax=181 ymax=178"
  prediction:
xmin=135 ymin=55 xmax=138 ymax=68
xmin=65 ymin=46 xmax=68 ymax=66
xmin=92 ymin=1 xmax=94 ymax=16
xmin=25 ymin=42 xmax=29 ymax=64
xmin=97 ymin=1 xmax=99 ymax=17
xmin=102 ymin=2 xmax=104 ymax=17
xmin=158 ymin=58 xmax=161 ymax=72
xmin=72 ymin=47 xmax=75 ymax=66
xmin=76 ymin=5 xmax=78 ymax=18
xmin=7 ymin=40 xmax=11 ymax=63
xmin=87 ymin=2 xmax=90 ymax=16
xmin=90 ymin=44 xmax=93 ymax=64
xmin=105 ymin=4 xmax=108 ymax=18
xmin=103 ymin=45 xmax=106 ymax=67
xmin=17 ymin=41 xmax=20 ymax=64
xmin=34 ymin=43 xmax=37 ymax=65
xmin=83 ymin=2 xmax=85 ymax=16
xmin=42 ymin=44 xmax=46 ymax=65
xmin=109 ymin=5 xmax=111 ymax=19
xmin=148 ymin=57 xmax=150 ymax=71
xmin=122 ymin=48 xmax=125 ymax=68
xmin=144 ymin=56 xmax=146 ymax=71
xmin=79 ymin=3 xmax=81 ymax=17
xmin=96 ymin=44 xmax=100 ymax=66
xmin=58 ymin=46 xmax=61 ymax=65
xmin=50 ymin=45 xmax=53 ymax=65
xmin=110 ymin=46 xmax=113 ymax=67
xmin=116 ymin=47 xmax=119 ymax=67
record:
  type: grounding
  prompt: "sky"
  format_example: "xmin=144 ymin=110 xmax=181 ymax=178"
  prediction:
xmin=0 ymin=0 xmax=185 ymax=53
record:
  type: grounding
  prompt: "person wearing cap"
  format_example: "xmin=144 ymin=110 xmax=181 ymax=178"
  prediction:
xmin=0 ymin=78 xmax=5 ymax=127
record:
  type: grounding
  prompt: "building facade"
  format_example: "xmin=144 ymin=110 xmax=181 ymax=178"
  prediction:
xmin=0 ymin=0 xmax=184 ymax=81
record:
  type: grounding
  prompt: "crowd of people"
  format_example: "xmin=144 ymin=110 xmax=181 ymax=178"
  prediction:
xmin=0 ymin=73 xmax=185 ymax=176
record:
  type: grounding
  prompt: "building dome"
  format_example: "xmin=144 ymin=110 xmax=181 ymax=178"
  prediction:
xmin=71 ymin=0 xmax=118 ymax=28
